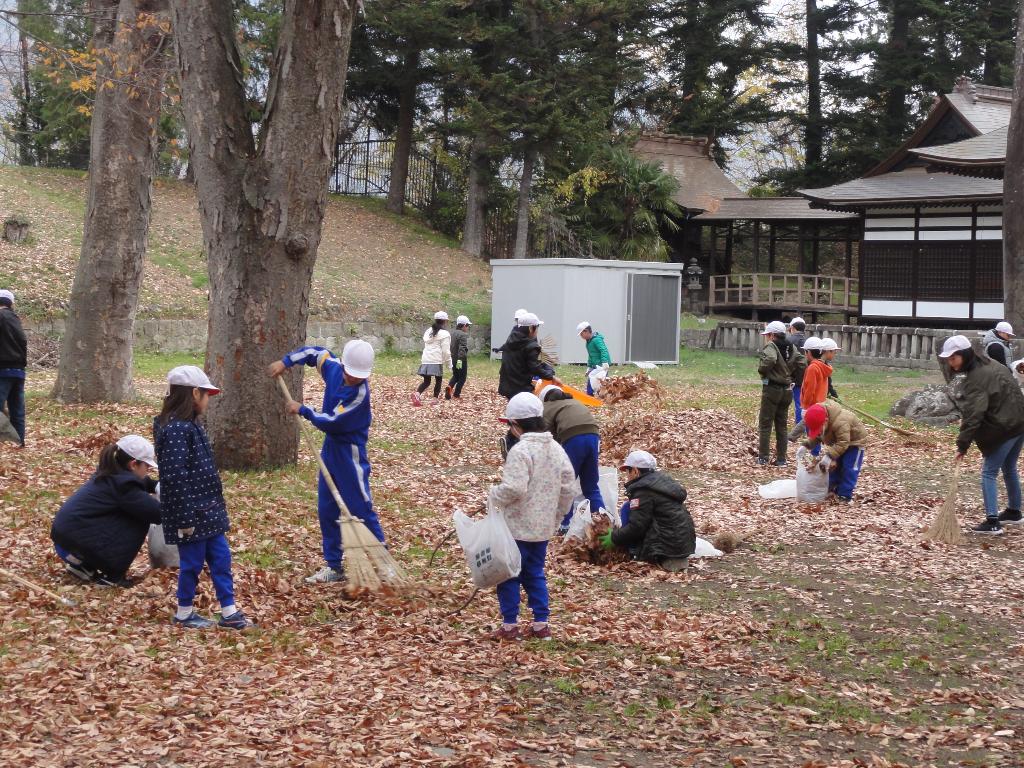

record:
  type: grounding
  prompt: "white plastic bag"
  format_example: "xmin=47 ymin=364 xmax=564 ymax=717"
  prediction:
xmin=147 ymin=524 xmax=180 ymax=569
xmin=692 ymin=537 xmax=723 ymax=558
xmin=758 ymin=479 xmax=797 ymax=499
xmin=453 ymin=498 xmax=522 ymax=588
xmin=598 ymin=466 xmax=618 ymax=521
xmin=796 ymin=447 xmax=829 ymax=503
xmin=565 ymin=498 xmax=592 ymax=542
xmin=588 ymin=367 xmax=608 ymax=394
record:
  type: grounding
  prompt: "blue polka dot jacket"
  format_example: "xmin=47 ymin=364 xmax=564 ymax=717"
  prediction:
xmin=153 ymin=417 xmax=230 ymax=545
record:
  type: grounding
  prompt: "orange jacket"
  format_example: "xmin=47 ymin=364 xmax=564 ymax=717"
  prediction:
xmin=801 ymin=359 xmax=833 ymax=410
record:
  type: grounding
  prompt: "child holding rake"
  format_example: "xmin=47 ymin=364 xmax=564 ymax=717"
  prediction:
xmin=269 ymin=340 xmax=385 ymax=583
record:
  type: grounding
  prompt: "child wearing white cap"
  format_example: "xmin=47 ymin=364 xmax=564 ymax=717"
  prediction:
xmin=155 ymin=365 xmax=252 ymax=629
xmin=599 ymin=450 xmax=695 ymax=572
xmin=982 ymin=321 xmax=1015 ymax=369
xmin=576 ymin=321 xmax=611 ymax=396
xmin=490 ymin=392 xmax=577 ymax=641
xmin=413 ymin=311 xmax=453 ymax=405
xmin=446 ymin=315 xmax=472 ymax=400
xmin=757 ymin=321 xmax=807 ymax=466
xmin=50 ymin=435 xmax=162 ymax=586
xmin=270 ymin=340 xmax=385 ymax=584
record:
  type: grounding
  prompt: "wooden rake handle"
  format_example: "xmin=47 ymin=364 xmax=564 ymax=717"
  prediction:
xmin=276 ymin=376 xmax=354 ymax=522
xmin=0 ymin=567 xmax=77 ymax=607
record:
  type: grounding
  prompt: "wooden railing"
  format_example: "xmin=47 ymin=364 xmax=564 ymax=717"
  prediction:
xmin=709 ymin=273 xmax=858 ymax=313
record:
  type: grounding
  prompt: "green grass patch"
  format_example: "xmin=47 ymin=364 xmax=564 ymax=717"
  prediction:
xmin=134 ymin=350 xmax=205 ymax=378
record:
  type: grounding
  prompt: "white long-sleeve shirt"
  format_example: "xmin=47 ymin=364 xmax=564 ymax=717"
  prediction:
xmin=490 ymin=432 xmax=577 ymax=542
xmin=421 ymin=328 xmax=452 ymax=370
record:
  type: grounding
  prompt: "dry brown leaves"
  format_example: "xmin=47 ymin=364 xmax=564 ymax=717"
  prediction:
xmin=559 ymin=514 xmax=630 ymax=566
xmin=599 ymin=371 xmax=665 ymax=405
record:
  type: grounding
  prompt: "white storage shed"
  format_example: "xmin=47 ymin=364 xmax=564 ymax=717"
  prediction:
xmin=490 ymin=258 xmax=685 ymax=365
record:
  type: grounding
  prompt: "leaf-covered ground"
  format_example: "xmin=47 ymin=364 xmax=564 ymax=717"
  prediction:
xmin=0 ymin=166 xmax=491 ymax=323
xmin=1 ymin=358 xmax=1023 ymax=767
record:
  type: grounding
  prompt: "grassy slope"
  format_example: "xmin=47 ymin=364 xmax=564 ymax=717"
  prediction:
xmin=0 ymin=165 xmax=491 ymax=323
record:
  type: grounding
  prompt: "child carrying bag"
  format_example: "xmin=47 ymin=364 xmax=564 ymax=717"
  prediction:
xmin=453 ymin=494 xmax=522 ymax=589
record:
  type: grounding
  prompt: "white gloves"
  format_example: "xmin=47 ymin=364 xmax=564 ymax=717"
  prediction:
xmin=817 ymin=454 xmax=833 ymax=473
xmin=601 ymin=363 xmax=610 ymax=370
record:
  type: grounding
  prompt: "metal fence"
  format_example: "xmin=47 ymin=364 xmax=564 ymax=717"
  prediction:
xmin=329 ymin=137 xmax=455 ymax=213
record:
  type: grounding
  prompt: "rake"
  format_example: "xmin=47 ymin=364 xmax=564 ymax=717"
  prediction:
xmin=833 ymin=397 xmax=927 ymax=442
xmin=0 ymin=567 xmax=77 ymax=607
xmin=923 ymin=464 xmax=965 ymax=544
xmin=276 ymin=377 xmax=408 ymax=592
xmin=540 ymin=334 xmax=559 ymax=367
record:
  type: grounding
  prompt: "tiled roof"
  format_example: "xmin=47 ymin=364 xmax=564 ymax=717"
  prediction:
xmin=694 ymin=197 xmax=857 ymax=221
xmin=799 ymin=168 xmax=1002 ymax=208
xmin=911 ymin=126 xmax=1007 ymax=164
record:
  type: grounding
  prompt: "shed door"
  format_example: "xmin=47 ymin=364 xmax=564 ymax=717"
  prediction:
xmin=625 ymin=273 xmax=679 ymax=362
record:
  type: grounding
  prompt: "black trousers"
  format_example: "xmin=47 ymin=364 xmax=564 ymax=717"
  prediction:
xmin=418 ymin=375 xmax=442 ymax=398
xmin=448 ymin=359 xmax=468 ymax=397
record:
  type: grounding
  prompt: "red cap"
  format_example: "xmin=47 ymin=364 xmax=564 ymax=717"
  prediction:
xmin=803 ymin=404 xmax=827 ymax=439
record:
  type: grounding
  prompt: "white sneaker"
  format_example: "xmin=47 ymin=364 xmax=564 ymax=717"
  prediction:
xmin=305 ymin=566 xmax=345 ymax=584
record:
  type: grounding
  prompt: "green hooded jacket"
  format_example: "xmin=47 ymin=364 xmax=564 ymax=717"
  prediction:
xmin=586 ymin=332 xmax=611 ymax=367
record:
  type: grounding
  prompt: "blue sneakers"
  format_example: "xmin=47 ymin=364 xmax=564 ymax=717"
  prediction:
xmin=174 ymin=612 xmax=216 ymax=629
xmin=218 ymin=610 xmax=254 ymax=630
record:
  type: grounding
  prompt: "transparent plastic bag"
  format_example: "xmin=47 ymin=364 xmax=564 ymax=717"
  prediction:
xmin=796 ymin=446 xmax=829 ymax=503
xmin=692 ymin=537 xmax=723 ymax=558
xmin=453 ymin=496 xmax=522 ymax=588
xmin=565 ymin=498 xmax=593 ymax=542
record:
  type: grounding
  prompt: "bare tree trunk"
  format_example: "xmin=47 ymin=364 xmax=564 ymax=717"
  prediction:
xmin=461 ymin=134 xmax=489 ymax=257
xmin=386 ymin=49 xmax=419 ymax=215
xmin=1003 ymin=0 xmax=1024 ymax=329
xmin=53 ymin=0 xmax=170 ymax=403
xmin=512 ymin=147 xmax=535 ymax=259
xmin=170 ymin=0 xmax=355 ymax=469
xmin=804 ymin=0 xmax=822 ymax=177
xmin=17 ymin=20 xmax=33 ymax=166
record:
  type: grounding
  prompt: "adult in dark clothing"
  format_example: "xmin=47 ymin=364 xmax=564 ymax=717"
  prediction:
xmin=786 ymin=317 xmax=807 ymax=423
xmin=982 ymin=321 xmax=1015 ymax=369
xmin=446 ymin=315 xmax=472 ymax=400
xmin=0 ymin=289 xmax=27 ymax=446
xmin=941 ymin=335 xmax=1024 ymax=534
xmin=600 ymin=450 xmax=695 ymax=572
xmin=497 ymin=312 xmax=562 ymax=458
xmin=51 ymin=435 xmax=161 ymax=585
xmin=757 ymin=321 xmax=806 ymax=466
xmin=540 ymin=385 xmax=604 ymax=529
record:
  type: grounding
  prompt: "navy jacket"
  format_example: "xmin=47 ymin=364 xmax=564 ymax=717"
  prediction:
xmin=154 ymin=417 xmax=229 ymax=544
xmin=50 ymin=472 xmax=161 ymax=578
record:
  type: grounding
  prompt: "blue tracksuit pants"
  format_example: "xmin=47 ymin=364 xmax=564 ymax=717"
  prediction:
xmin=318 ymin=439 xmax=385 ymax=571
xmin=828 ymin=447 xmax=865 ymax=500
xmin=561 ymin=433 xmax=605 ymax=526
xmin=793 ymin=385 xmax=803 ymax=424
xmin=496 ymin=540 xmax=549 ymax=624
xmin=177 ymin=533 xmax=235 ymax=609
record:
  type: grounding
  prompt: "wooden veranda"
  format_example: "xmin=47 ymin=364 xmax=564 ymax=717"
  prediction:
xmin=709 ymin=273 xmax=859 ymax=319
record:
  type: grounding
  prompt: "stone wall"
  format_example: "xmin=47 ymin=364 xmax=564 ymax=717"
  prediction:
xmin=26 ymin=318 xmax=493 ymax=355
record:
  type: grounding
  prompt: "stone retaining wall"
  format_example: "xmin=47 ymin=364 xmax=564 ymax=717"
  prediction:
xmin=26 ymin=318 xmax=493 ymax=355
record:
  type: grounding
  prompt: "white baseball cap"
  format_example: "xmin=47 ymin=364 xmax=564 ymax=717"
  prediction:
xmin=456 ymin=315 xmax=471 ymax=326
xmin=996 ymin=321 xmax=1014 ymax=336
xmin=501 ymin=392 xmax=544 ymax=421
xmin=820 ymin=338 xmax=840 ymax=351
xmin=167 ymin=365 xmax=220 ymax=394
xmin=761 ymin=321 xmax=787 ymax=335
xmin=620 ymin=449 xmax=658 ymax=471
xmin=116 ymin=434 xmax=158 ymax=468
xmin=789 ymin=316 xmax=806 ymax=327
xmin=514 ymin=308 xmax=528 ymax=321
xmin=938 ymin=335 xmax=973 ymax=358
xmin=538 ymin=384 xmax=562 ymax=401
xmin=0 ymin=289 xmax=13 ymax=303
xmin=341 ymin=339 xmax=374 ymax=379
xmin=433 ymin=311 xmax=449 ymax=321
xmin=801 ymin=337 xmax=822 ymax=351
xmin=576 ymin=321 xmax=591 ymax=335
xmin=518 ymin=312 xmax=544 ymax=328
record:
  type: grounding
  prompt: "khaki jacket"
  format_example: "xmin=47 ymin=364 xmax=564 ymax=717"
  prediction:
xmin=819 ymin=401 xmax=868 ymax=459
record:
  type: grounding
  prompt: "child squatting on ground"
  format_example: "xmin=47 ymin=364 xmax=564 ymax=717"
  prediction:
xmin=154 ymin=366 xmax=252 ymax=630
xmin=490 ymin=392 xmax=577 ymax=641
xmin=600 ymin=450 xmax=695 ymax=572
xmin=269 ymin=340 xmax=385 ymax=583
xmin=799 ymin=402 xmax=868 ymax=502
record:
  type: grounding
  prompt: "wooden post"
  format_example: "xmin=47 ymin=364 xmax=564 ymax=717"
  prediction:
xmin=844 ymin=223 xmax=854 ymax=278
xmin=725 ymin=222 xmax=734 ymax=275
xmin=798 ymin=223 xmax=806 ymax=274
xmin=768 ymin=225 xmax=777 ymax=273
xmin=752 ymin=220 xmax=761 ymax=272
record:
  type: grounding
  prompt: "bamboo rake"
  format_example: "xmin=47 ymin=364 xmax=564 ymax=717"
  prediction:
xmin=0 ymin=567 xmax=77 ymax=607
xmin=276 ymin=377 xmax=408 ymax=591
xmin=834 ymin=397 xmax=926 ymax=441
xmin=923 ymin=464 xmax=965 ymax=544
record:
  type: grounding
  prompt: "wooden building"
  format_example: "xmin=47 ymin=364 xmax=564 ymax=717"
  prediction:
xmin=800 ymin=78 xmax=1009 ymax=325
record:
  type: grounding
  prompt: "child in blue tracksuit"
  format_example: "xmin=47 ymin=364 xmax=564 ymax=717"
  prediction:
xmin=271 ymin=339 xmax=384 ymax=583
xmin=154 ymin=365 xmax=252 ymax=630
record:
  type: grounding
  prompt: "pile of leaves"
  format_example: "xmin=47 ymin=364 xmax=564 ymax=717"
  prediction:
xmin=559 ymin=513 xmax=630 ymax=566
xmin=599 ymin=371 xmax=664 ymax=405
xmin=26 ymin=330 xmax=59 ymax=369
xmin=600 ymin=406 xmax=756 ymax=469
